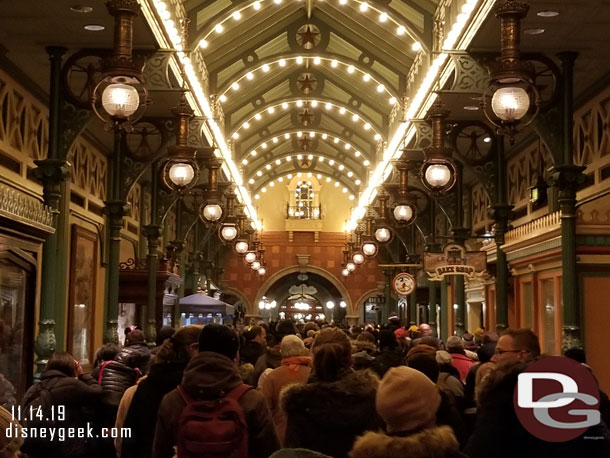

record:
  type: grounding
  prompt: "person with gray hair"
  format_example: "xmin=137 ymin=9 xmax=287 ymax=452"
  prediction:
xmin=446 ymin=336 xmax=473 ymax=383
xmin=261 ymin=335 xmax=312 ymax=444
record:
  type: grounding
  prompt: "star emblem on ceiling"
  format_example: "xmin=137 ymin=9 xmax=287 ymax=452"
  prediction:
xmin=296 ymin=24 xmax=321 ymax=50
xmin=298 ymin=137 xmax=312 ymax=151
xmin=297 ymin=73 xmax=317 ymax=94
xmin=298 ymin=108 xmax=315 ymax=126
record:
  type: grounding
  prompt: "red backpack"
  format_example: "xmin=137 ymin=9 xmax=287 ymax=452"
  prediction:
xmin=176 ymin=384 xmax=251 ymax=458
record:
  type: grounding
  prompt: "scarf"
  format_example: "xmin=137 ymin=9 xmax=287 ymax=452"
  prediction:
xmin=281 ymin=356 xmax=313 ymax=372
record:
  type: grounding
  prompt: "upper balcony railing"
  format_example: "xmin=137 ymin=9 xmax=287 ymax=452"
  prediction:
xmin=286 ymin=204 xmax=322 ymax=220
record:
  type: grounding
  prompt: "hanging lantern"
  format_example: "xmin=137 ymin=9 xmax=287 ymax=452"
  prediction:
xmin=200 ymin=156 xmax=224 ymax=223
xmin=373 ymin=190 xmax=393 ymax=244
xmin=420 ymin=102 xmax=456 ymax=194
xmin=393 ymin=158 xmax=417 ymax=224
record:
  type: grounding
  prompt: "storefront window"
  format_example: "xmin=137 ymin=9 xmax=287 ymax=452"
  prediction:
xmin=0 ymin=258 xmax=27 ymax=392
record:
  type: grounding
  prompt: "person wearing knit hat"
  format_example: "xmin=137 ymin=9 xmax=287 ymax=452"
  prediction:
xmin=350 ymin=366 xmax=467 ymax=458
xmin=0 ymin=405 xmax=23 ymax=457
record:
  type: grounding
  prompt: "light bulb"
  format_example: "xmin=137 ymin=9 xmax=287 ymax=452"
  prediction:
xmin=353 ymin=252 xmax=365 ymax=264
xmin=362 ymin=241 xmax=378 ymax=257
xmin=394 ymin=204 xmax=414 ymax=222
xmin=202 ymin=203 xmax=223 ymax=222
xmin=346 ymin=262 xmax=356 ymax=272
xmin=375 ymin=227 xmax=391 ymax=243
xmin=220 ymin=224 xmax=238 ymax=241
xmin=340 ymin=300 xmax=347 ymax=308
xmin=251 ymin=261 xmax=261 ymax=270
xmin=244 ymin=251 xmax=257 ymax=263
xmin=491 ymin=86 xmax=530 ymax=121
xmin=101 ymin=82 xmax=139 ymax=118
xmin=167 ymin=162 xmax=195 ymax=188
xmin=326 ymin=300 xmax=335 ymax=309
xmin=424 ymin=163 xmax=452 ymax=188
xmin=235 ymin=241 xmax=249 ymax=254
xmin=258 ymin=267 xmax=266 ymax=275
xmin=379 ymin=12 xmax=388 ymax=22
xmin=342 ymin=268 xmax=350 ymax=276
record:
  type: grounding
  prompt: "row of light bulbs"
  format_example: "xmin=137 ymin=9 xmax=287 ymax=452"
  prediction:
xmin=217 ymin=56 xmax=398 ymax=105
xmin=251 ymin=172 xmax=357 ymax=200
xmin=245 ymin=130 xmax=374 ymax=166
xmin=197 ymin=0 xmax=420 ymax=52
xmin=248 ymin=153 xmax=361 ymax=183
xmin=231 ymin=99 xmax=382 ymax=140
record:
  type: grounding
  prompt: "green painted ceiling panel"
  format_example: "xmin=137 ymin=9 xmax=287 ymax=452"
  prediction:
xmin=327 ymin=33 xmax=363 ymax=61
xmin=388 ymin=1 xmax=425 ymax=32
xmin=254 ymin=32 xmax=290 ymax=60
xmin=196 ymin=0 xmax=233 ymax=28
xmin=217 ymin=59 xmax=246 ymax=88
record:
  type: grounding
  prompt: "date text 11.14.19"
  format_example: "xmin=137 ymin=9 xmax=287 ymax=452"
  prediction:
xmin=11 ymin=405 xmax=65 ymax=422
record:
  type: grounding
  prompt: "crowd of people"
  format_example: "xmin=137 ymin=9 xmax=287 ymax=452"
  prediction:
xmin=1 ymin=318 xmax=610 ymax=458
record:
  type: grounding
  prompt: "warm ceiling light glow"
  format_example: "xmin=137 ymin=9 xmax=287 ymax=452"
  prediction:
xmin=282 ymin=102 xmax=288 ymax=109
xmin=351 ymin=114 xmax=359 ymax=121
xmin=261 ymin=187 xmax=267 ymax=192
xmin=219 ymin=94 xmax=227 ymax=102
xmin=376 ymin=84 xmax=385 ymax=93
xmin=215 ymin=23 xmax=224 ymax=33
xmin=249 ymin=178 xmax=255 ymax=183
xmin=273 ymin=137 xmax=279 ymax=143
xmin=253 ymin=1 xmax=261 ymax=9
xmin=363 ymin=160 xmax=370 ymax=166
xmin=313 ymin=57 xmax=321 ymax=65
xmin=322 ymin=133 xmax=328 ymax=139
xmin=329 ymin=159 xmax=335 ymax=165
xmin=347 ymin=65 xmax=355 ymax=74
xmin=364 ymin=123 xmax=371 ymax=130
xmin=379 ymin=12 xmax=388 ymax=22
xmin=331 ymin=59 xmax=339 ymax=68
xmin=325 ymin=102 xmax=332 ymax=110
xmin=273 ymin=0 xmax=282 ymax=4
xmin=311 ymin=100 xmax=318 ymax=108
xmin=319 ymin=156 xmax=324 ymax=162
xmin=246 ymin=72 xmax=254 ymax=80
xmin=342 ymin=187 xmax=348 ymax=193
xmin=491 ymin=86 xmax=530 ymax=121
xmin=232 ymin=11 xmax=241 ymax=20
xmin=397 ymin=25 xmax=406 ymax=35
xmin=334 ymin=182 xmax=340 ymax=187
xmin=537 ymin=10 xmax=559 ymax=17
xmin=232 ymin=132 xmax=239 ymax=139
xmin=231 ymin=82 xmax=239 ymax=91
xmin=344 ymin=143 xmax=351 ymax=150
xmin=354 ymin=151 xmax=361 ymax=157
xmin=242 ymin=159 xmax=248 ymax=165
xmin=309 ymin=132 xmax=315 ymax=138
xmin=359 ymin=2 xmax=368 ymax=12
xmin=296 ymin=100 xmax=303 ymax=107
xmin=279 ymin=58 xmax=286 ymax=67
xmin=199 ymin=39 xmax=208 ymax=49
xmin=326 ymin=177 xmax=331 ymax=183
xmin=265 ymin=164 xmax=271 ymax=170
xmin=308 ymin=154 xmax=314 ymax=160
xmin=355 ymin=179 xmax=361 ymax=185
xmin=374 ymin=133 xmax=381 ymax=140
xmin=297 ymin=131 xmax=303 ymax=137
xmin=338 ymin=164 xmax=344 ymax=171
xmin=255 ymin=113 xmax=262 ymax=120
xmin=262 ymin=64 xmax=270 ymax=72
xmin=275 ymin=159 xmax=281 ymax=165
xmin=363 ymin=73 xmax=371 ymax=82
xmin=347 ymin=171 xmax=353 ymax=177
xmin=389 ymin=97 xmax=397 ymax=105
xmin=297 ymin=154 xmax=303 ymax=160
xmin=284 ymin=133 xmax=290 ymax=139
xmin=268 ymin=106 xmax=275 ymax=114
xmin=278 ymin=177 xmax=284 ymax=182
xmin=296 ymin=56 xmax=304 ymax=64
xmin=340 ymin=0 xmax=348 ymax=4
xmin=251 ymin=150 xmax=257 ymax=156
xmin=84 ymin=24 xmax=105 ymax=31
xmin=287 ymin=174 xmax=292 ymax=179
xmin=257 ymin=170 xmax=263 ymax=176
xmin=261 ymin=142 xmax=267 ymax=148
xmin=254 ymin=194 xmax=260 ymax=199
xmin=243 ymin=121 xmax=250 ymax=129
xmin=333 ymin=138 xmax=339 ymax=144
xmin=286 ymin=156 xmax=291 ymax=161
xmin=412 ymin=42 xmax=422 ymax=52
xmin=317 ymin=173 xmax=322 ymax=178
xmin=339 ymin=107 xmax=346 ymax=114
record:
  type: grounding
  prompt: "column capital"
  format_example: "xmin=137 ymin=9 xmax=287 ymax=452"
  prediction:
xmin=547 ymin=164 xmax=586 ymax=192
xmin=142 ymin=224 xmax=163 ymax=240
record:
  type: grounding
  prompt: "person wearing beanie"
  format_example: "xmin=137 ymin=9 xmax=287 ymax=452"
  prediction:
xmin=372 ymin=329 xmax=405 ymax=378
xmin=350 ymin=366 xmax=467 ymax=458
xmin=252 ymin=319 xmax=297 ymax=386
xmin=0 ymin=405 xmax=23 ymax=458
xmin=153 ymin=324 xmax=280 ymax=458
xmin=262 ymin=335 xmax=312 ymax=444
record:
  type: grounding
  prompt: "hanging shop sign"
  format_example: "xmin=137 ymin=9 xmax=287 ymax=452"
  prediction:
xmin=392 ymin=272 xmax=417 ymax=296
xmin=424 ymin=243 xmax=487 ymax=281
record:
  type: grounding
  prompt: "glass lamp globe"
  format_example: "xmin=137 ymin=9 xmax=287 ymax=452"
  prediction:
xmin=168 ymin=162 xmax=195 ymax=188
xmin=374 ymin=227 xmax=392 ymax=243
xmin=244 ymin=251 xmax=257 ymax=263
xmin=491 ymin=86 xmax=530 ymax=121
xmin=353 ymin=252 xmax=365 ymax=265
xmin=362 ymin=241 xmax=378 ymax=257
xmin=235 ymin=240 xmax=249 ymax=254
xmin=258 ymin=300 xmax=265 ymax=310
xmin=258 ymin=267 xmax=267 ymax=276
xmin=101 ymin=82 xmax=140 ymax=118
xmin=424 ymin=163 xmax=452 ymax=189
xmin=202 ymin=203 xmax=223 ymax=222
xmin=326 ymin=301 xmax=335 ymax=309
xmin=394 ymin=204 xmax=414 ymax=222
xmin=339 ymin=300 xmax=347 ymax=308
xmin=251 ymin=261 xmax=261 ymax=270
xmin=220 ymin=224 xmax=238 ymax=242
xmin=342 ymin=268 xmax=350 ymax=277
xmin=346 ymin=262 xmax=356 ymax=272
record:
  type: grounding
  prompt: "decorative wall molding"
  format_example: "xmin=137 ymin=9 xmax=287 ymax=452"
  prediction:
xmin=0 ymin=183 xmax=54 ymax=232
xmin=505 ymin=211 xmax=561 ymax=244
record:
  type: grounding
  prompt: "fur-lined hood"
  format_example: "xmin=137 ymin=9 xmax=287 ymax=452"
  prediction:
xmin=350 ymin=425 xmax=466 ymax=458
xmin=280 ymin=369 xmax=379 ymax=429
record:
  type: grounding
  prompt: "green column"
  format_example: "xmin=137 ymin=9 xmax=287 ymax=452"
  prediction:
xmin=440 ymin=278 xmax=449 ymax=341
xmin=33 ymin=47 xmax=70 ymax=379
xmin=453 ymin=161 xmax=467 ymax=336
xmin=426 ymin=200 xmax=441 ymax=336
xmin=104 ymin=130 xmax=129 ymax=343
xmin=489 ymin=134 xmax=513 ymax=333
xmin=383 ymin=269 xmax=394 ymax=323
xmin=144 ymin=224 xmax=162 ymax=340
xmin=549 ymin=52 xmax=585 ymax=351
xmin=428 ymin=281 xmax=438 ymax=337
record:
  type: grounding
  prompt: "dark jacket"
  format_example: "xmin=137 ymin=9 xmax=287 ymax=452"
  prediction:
xmin=466 ymin=361 xmax=610 ymax=458
xmin=252 ymin=345 xmax=282 ymax=385
xmin=350 ymin=425 xmax=468 ymax=458
xmin=372 ymin=348 xmax=405 ymax=378
xmin=240 ymin=340 xmax=265 ymax=366
xmin=282 ymin=369 xmax=381 ymax=458
xmin=20 ymin=370 xmax=103 ymax=458
xmin=352 ymin=341 xmax=377 ymax=371
xmin=121 ymin=361 xmax=187 ymax=458
xmin=0 ymin=373 xmax=16 ymax=409
xmin=99 ymin=343 xmax=151 ymax=406
xmin=153 ymin=351 xmax=280 ymax=458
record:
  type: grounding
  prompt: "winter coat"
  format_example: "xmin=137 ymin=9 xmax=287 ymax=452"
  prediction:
xmin=466 ymin=361 xmax=610 ymax=458
xmin=437 ymin=372 xmax=465 ymax=403
xmin=152 ymin=351 xmax=280 ymax=458
xmin=240 ymin=340 xmax=265 ymax=366
xmin=0 ymin=373 xmax=16 ymax=409
xmin=99 ymin=343 xmax=152 ymax=406
xmin=282 ymin=369 xmax=381 ymax=458
xmin=350 ymin=425 xmax=468 ymax=458
xmin=449 ymin=353 xmax=473 ymax=383
xmin=261 ymin=356 xmax=312 ymax=444
xmin=372 ymin=348 xmax=405 ymax=378
xmin=20 ymin=370 xmax=103 ymax=458
xmin=352 ymin=341 xmax=377 ymax=371
xmin=120 ymin=362 xmax=186 ymax=458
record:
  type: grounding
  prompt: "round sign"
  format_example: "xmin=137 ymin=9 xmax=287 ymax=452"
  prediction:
xmin=392 ymin=272 xmax=416 ymax=296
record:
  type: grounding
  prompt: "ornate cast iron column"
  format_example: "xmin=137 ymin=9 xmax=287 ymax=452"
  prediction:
xmin=488 ymin=133 xmax=513 ymax=332
xmin=33 ymin=47 xmax=71 ymax=378
xmin=425 ymin=200 xmax=441 ymax=337
xmin=548 ymin=52 xmax=585 ymax=351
